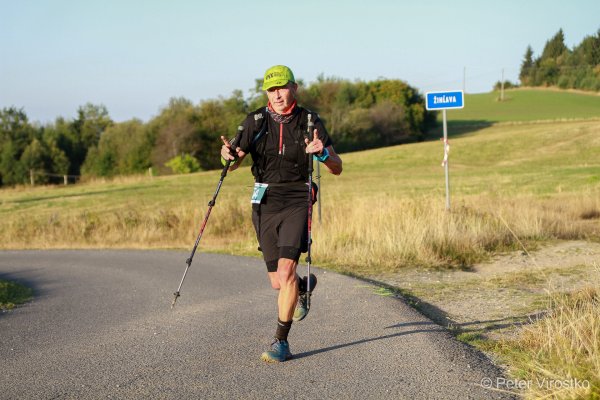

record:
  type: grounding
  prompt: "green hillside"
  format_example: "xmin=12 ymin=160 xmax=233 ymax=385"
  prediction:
xmin=444 ymin=88 xmax=600 ymax=123
xmin=1 ymin=120 xmax=598 ymax=235
xmin=2 ymin=120 xmax=599 ymax=214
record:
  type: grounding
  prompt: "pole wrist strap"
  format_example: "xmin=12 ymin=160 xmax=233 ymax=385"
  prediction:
xmin=314 ymin=148 xmax=330 ymax=163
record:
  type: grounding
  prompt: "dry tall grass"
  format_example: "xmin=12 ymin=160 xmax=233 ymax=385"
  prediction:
xmin=313 ymin=192 xmax=600 ymax=273
xmin=2 ymin=192 xmax=598 ymax=273
xmin=504 ymin=280 xmax=600 ymax=399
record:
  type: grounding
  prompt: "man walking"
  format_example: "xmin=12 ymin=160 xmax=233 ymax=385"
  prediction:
xmin=220 ymin=65 xmax=342 ymax=362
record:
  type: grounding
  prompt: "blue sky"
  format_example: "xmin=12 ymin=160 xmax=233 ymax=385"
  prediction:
xmin=1 ymin=0 xmax=598 ymax=123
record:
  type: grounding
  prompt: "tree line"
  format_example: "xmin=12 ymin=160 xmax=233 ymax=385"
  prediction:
xmin=519 ymin=28 xmax=600 ymax=91
xmin=0 ymin=77 xmax=434 ymax=187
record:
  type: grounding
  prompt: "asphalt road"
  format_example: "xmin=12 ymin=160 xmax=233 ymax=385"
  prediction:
xmin=0 ymin=250 xmax=514 ymax=399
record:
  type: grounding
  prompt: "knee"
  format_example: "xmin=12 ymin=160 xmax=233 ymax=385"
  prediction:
xmin=277 ymin=259 xmax=297 ymax=285
xmin=268 ymin=273 xmax=280 ymax=290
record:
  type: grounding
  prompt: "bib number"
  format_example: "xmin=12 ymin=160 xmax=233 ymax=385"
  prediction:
xmin=251 ymin=183 xmax=268 ymax=204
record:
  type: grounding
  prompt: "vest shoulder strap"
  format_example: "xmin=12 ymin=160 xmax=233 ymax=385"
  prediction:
xmin=251 ymin=107 xmax=268 ymax=144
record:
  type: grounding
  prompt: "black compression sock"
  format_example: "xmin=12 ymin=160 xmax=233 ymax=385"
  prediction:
xmin=275 ymin=319 xmax=292 ymax=341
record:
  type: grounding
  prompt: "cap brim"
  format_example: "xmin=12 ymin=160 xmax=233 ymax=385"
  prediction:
xmin=262 ymin=79 xmax=290 ymax=90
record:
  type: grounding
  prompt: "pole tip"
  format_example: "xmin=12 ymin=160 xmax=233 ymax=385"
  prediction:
xmin=171 ymin=292 xmax=180 ymax=309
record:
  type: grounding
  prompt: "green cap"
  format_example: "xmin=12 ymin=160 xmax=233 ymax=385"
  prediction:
xmin=262 ymin=65 xmax=295 ymax=90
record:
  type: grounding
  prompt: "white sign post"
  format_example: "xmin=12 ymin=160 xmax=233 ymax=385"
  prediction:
xmin=425 ymin=90 xmax=464 ymax=211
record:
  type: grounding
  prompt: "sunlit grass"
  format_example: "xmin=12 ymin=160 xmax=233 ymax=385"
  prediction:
xmin=496 ymin=281 xmax=600 ymax=399
xmin=1 ymin=120 xmax=599 ymax=272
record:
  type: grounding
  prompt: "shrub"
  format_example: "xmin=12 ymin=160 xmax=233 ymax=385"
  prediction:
xmin=165 ymin=154 xmax=201 ymax=174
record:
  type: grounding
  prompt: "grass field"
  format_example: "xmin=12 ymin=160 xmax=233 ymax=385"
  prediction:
xmin=1 ymin=88 xmax=600 ymax=397
xmin=1 ymin=120 xmax=599 ymax=267
xmin=446 ymin=88 xmax=600 ymax=124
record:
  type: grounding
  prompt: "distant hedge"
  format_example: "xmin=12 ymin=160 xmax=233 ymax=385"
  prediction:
xmin=1 ymin=77 xmax=434 ymax=186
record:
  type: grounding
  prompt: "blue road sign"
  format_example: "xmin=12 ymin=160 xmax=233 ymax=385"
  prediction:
xmin=425 ymin=90 xmax=464 ymax=110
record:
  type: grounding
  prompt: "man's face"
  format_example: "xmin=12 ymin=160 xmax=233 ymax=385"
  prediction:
xmin=266 ymin=82 xmax=297 ymax=114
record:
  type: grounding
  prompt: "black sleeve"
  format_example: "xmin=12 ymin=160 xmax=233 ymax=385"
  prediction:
xmin=314 ymin=114 xmax=333 ymax=148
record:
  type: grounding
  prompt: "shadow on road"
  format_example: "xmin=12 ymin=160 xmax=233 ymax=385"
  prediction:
xmin=358 ymin=277 xmax=545 ymax=340
xmin=0 ymin=268 xmax=50 ymax=318
xmin=293 ymin=323 xmax=442 ymax=360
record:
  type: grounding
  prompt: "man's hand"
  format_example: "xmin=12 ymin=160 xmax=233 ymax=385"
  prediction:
xmin=220 ymin=136 xmax=246 ymax=161
xmin=220 ymin=136 xmax=246 ymax=171
xmin=304 ymin=129 xmax=324 ymax=155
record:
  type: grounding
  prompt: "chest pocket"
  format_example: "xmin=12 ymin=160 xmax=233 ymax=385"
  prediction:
xmin=281 ymin=128 xmax=303 ymax=161
xmin=284 ymin=126 xmax=310 ymax=176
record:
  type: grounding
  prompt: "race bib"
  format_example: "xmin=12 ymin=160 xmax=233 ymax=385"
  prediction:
xmin=251 ymin=183 xmax=269 ymax=204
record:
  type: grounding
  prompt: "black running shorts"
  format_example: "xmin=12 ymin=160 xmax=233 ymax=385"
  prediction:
xmin=252 ymin=205 xmax=308 ymax=272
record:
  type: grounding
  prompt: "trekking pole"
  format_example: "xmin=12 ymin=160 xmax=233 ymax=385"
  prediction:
xmin=305 ymin=115 xmax=315 ymax=309
xmin=171 ymin=128 xmax=242 ymax=309
xmin=316 ymin=161 xmax=321 ymax=224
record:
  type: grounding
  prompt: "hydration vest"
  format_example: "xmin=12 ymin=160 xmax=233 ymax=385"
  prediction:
xmin=248 ymin=106 xmax=315 ymax=184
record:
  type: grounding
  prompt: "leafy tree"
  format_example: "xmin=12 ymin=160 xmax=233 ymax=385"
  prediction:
xmin=0 ymin=140 xmax=25 ymax=185
xmin=298 ymin=77 xmax=431 ymax=150
xmin=82 ymin=119 xmax=152 ymax=177
xmin=0 ymin=107 xmax=34 ymax=185
xmin=20 ymin=138 xmax=50 ymax=183
xmin=45 ymin=138 xmax=70 ymax=176
xmin=0 ymin=107 xmax=33 ymax=147
xmin=148 ymin=97 xmax=197 ymax=174
xmin=70 ymin=103 xmax=113 ymax=175
xmin=73 ymin=103 xmax=112 ymax=149
xmin=191 ymin=92 xmax=249 ymax=170
xmin=41 ymin=118 xmax=78 ymax=175
xmin=165 ymin=154 xmax=201 ymax=174
xmin=336 ymin=108 xmax=376 ymax=151
xmin=84 ymin=146 xmax=116 ymax=177
xmin=369 ymin=100 xmax=409 ymax=146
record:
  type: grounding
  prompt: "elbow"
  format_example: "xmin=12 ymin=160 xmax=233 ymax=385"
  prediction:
xmin=332 ymin=162 xmax=343 ymax=176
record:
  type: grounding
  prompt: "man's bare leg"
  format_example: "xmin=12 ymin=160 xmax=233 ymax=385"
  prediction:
xmin=276 ymin=258 xmax=298 ymax=321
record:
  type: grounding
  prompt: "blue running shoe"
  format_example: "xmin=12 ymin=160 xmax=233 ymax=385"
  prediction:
xmin=261 ymin=338 xmax=292 ymax=363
